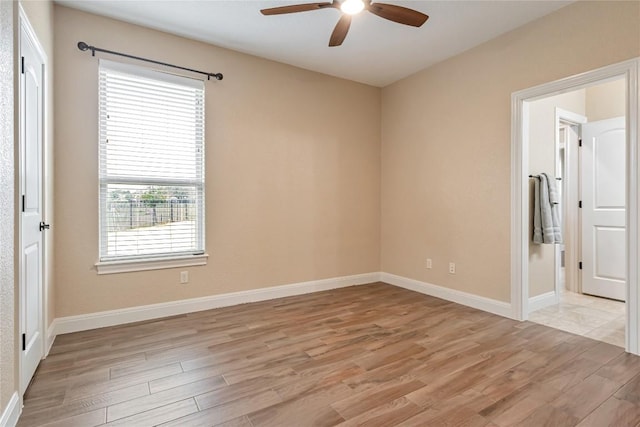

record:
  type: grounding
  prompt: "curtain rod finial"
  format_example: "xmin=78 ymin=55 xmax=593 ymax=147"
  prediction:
xmin=77 ymin=41 xmax=89 ymax=51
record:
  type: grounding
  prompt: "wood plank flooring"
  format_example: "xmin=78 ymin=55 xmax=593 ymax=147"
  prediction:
xmin=18 ymin=282 xmax=640 ymax=427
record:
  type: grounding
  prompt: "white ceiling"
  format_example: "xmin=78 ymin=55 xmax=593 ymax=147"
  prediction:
xmin=55 ymin=0 xmax=572 ymax=87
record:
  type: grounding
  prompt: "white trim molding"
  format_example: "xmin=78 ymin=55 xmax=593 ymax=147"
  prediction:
xmin=380 ymin=273 xmax=513 ymax=319
xmin=52 ymin=272 xmax=381 ymax=335
xmin=47 ymin=271 xmax=527 ymax=349
xmin=528 ymin=291 xmax=558 ymax=313
xmin=511 ymin=58 xmax=640 ymax=354
xmin=45 ymin=319 xmax=57 ymax=357
xmin=554 ymin=108 xmax=588 ymax=298
xmin=0 ymin=392 xmax=20 ymax=427
xmin=95 ymin=254 xmax=209 ymax=275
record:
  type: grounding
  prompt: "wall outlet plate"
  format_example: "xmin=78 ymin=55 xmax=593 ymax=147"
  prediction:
xmin=426 ymin=259 xmax=432 ymax=269
xmin=449 ymin=262 xmax=456 ymax=274
xmin=180 ymin=271 xmax=189 ymax=284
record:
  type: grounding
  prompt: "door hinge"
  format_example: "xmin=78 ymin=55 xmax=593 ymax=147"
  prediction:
xmin=579 ymin=261 xmax=583 ymax=270
xmin=579 ymin=139 xmax=582 ymax=147
xmin=21 ymin=56 xmax=24 ymax=74
xmin=22 ymin=333 xmax=26 ymax=351
xmin=578 ymin=200 xmax=582 ymax=208
xmin=22 ymin=195 xmax=25 ymax=212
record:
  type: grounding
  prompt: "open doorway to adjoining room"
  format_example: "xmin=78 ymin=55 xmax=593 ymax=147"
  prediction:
xmin=511 ymin=59 xmax=639 ymax=353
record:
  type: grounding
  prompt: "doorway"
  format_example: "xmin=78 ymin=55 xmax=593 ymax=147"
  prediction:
xmin=511 ymin=58 xmax=640 ymax=354
xmin=527 ymin=88 xmax=626 ymax=346
xmin=553 ymin=109 xmax=585 ymax=298
xmin=528 ymin=85 xmax=626 ymax=346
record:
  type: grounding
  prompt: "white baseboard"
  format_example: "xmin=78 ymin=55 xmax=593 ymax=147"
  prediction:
xmin=380 ymin=272 xmax=513 ymax=319
xmin=528 ymin=291 xmax=558 ymax=313
xmin=45 ymin=319 xmax=57 ymax=357
xmin=53 ymin=272 xmax=381 ymax=336
xmin=50 ymin=271 xmax=518 ymax=341
xmin=0 ymin=392 xmax=20 ymax=427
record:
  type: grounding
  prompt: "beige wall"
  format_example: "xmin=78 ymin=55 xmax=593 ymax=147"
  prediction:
xmin=0 ymin=0 xmax=16 ymax=415
xmin=19 ymin=0 xmax=55 ymax=328
xmin=381 ymin=1 xmax=640 ymax=302
xmin=587 ymin=78 xmax=626 ymax=121
xmin=528 ymin=90 xmax=586 ymax=298
xmin=53 ymin=6 xmax=381 ymax=317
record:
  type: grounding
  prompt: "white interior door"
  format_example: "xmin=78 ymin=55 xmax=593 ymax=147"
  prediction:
xmin=581 ymin=117 xmax=626 ymax=301
xmin=20 ymin=23 xmax=45 ymax=393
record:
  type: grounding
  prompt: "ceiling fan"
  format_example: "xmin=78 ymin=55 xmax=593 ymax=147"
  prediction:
xmin=260 ymin=0 xmax=429 ymax=47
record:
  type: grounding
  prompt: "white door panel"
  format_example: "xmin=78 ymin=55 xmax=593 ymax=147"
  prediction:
xmin=594 ymin=226 xmax=625 ymax=280
xmin=594 ymin=130 xmax=626 ymax=209
xmin=24 ymin=244 xmax=41 ymax=352
xmin=582 ymin=117 xmax=626 ymax=301
xmin=20 ymin=23 xmax=44 ymax=393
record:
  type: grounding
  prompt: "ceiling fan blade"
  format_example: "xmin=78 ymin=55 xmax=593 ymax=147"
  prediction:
xmin=261 ymin=2 xmax=334 ymax=15
xmin=366 ymin=2 xmax=429 ymax=27
xmin=329 ymin=14 xmax=351 ymax=47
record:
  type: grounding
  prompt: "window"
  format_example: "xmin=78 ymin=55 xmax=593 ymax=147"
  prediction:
xmin=97 ymin=60 xmax=205 ymax=270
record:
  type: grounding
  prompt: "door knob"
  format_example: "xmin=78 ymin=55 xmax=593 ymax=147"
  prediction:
xmin=39 ymin=221 xmax=50 ymax=231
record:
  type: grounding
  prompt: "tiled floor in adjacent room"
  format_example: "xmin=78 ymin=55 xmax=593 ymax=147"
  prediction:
xmin=529 ymin=291 xmax=625 ymax=347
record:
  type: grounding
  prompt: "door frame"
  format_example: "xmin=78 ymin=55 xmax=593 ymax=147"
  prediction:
xmin=17 ymin=5 xmax=48 ymax=394
xmin=511 ymin=58 xmax=640 ymax=354
xmin=554 ymin=108 xmax=587 ymax=298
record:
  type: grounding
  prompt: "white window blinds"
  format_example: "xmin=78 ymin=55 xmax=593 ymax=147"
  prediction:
xmin=98 ymin=60 xmax=205 ymax=261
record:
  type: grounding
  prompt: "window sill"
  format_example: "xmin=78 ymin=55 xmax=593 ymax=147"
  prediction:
xmin=95 ymin=254 xmax=209 ymax=275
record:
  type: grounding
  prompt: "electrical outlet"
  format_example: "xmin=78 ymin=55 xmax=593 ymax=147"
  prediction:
xmin=449 ymin=262 xmax=456 ymax=274
xmin=426 ymin=258 xmax=432 ymax=269
xmin=180 ymin=271 xmax=189 ymax=284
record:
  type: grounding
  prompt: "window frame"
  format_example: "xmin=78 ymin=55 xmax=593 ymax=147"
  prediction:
xmin=95 ymin=60 xmax=207 ymax=274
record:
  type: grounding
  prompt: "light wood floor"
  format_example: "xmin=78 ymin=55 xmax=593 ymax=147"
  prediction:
xmin=18 ymin=282 xmax=640 ymax=427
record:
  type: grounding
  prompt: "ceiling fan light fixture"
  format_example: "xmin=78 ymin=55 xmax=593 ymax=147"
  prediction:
xmin=261 ymin=1 xmax=429 ymax=47
xmin=340 ymin=0 xmax=364 ymax=15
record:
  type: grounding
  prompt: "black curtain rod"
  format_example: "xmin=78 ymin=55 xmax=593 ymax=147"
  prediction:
xmin=77 ymin=41 xmax=223 ymax=81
